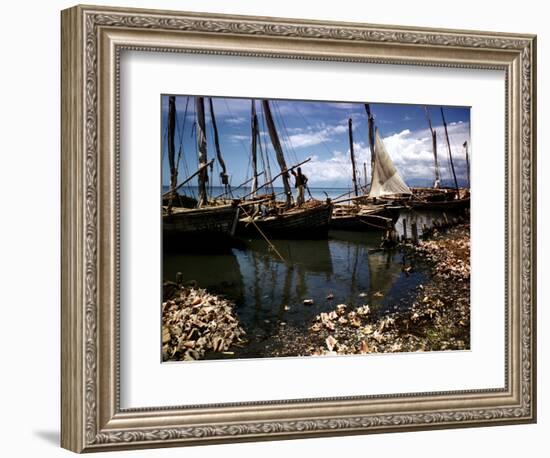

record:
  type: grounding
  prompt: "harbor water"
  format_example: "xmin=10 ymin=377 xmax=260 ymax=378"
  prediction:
xmin=163 ymin=226 xmax=432 ymax=359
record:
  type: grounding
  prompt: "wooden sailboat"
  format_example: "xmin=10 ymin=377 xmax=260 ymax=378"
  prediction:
xmin=330 ymin=111 xmax=402 ymax=231
xmin=237 ymin=99 xmax=333 ymax=239
xmin=358 ymin=104 xmax=469 ymax=211
xmin=407 ymin=107 xmax=470 ymax=210
xmin=163 ymin=96 xmax=240 ymax=249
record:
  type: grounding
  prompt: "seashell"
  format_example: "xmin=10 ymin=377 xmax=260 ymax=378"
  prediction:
xmin=336 ymin=304 xmax=347 ymax=315
xmin=325 ymin=335 xmax=338 ymax=352
xmin=359 ymin=340 xmax=370 ymax=354
xmin=310 ymin=323 xmax=322 ymax=332
xmin=162 ymin=326 xmax=171 ymax=344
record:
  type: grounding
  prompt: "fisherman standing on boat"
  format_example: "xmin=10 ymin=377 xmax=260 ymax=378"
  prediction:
xmin=291 ymin=167 xmax=308 ymax=207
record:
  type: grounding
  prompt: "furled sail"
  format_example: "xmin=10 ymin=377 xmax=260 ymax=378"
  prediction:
xmin=368 ymin=130 xmax=411 ymax=198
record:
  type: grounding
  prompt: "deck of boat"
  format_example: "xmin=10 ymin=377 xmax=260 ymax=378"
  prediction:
xmin=238 ymin=200 xmax=333 ymax=239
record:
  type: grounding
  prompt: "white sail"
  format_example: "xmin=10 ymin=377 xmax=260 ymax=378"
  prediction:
xmin=368 ymin=130 xmax=412 ymax=198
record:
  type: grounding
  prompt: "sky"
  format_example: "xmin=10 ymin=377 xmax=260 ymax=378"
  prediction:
xmin=160 ymin=95 xmax=471 ymax=191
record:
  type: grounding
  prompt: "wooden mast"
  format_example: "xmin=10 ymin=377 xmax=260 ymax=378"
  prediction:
xmin=463 ymin=140 xmax=470 ymax=187
xmin=348 ymin=118 xmax=358 ymax=197
xmin=365 ymin=104 xmax=376 ymax=186
xmin=167 ymin=96 xmax=178 ymax=211
xmin=424 ymin=107 xmax=441 ymax=188
xmin=440 ymin=107 xmax=459 ymax=191
xmin=241 ymin=158 xmax=311 ymax=200
xmin=262 ymin=100 xmax=292 ymax=208
xmin=250 ymin=100 xmax=259 ymax=198
xmin=363 ymin=162 xmax=368 ymax=192
xmin=195 ymin=96 xmax=209 ymax=207
xmin=208 ymin=98 xmax=229 ymax=195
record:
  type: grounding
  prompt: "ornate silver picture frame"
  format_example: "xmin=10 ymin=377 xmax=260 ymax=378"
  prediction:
xmin=61 ymin=4 xmax=536 ymax=452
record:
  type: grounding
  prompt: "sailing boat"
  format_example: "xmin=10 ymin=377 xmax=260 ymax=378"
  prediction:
xmin=162 ymin=96 xmax=240 ymax=250
xmin=331 ymin=108 xmax=404 ymax=231
xmin=237 ymin=99 xmax=333 ymax=239
xmin=355 ymin=103 xmax=469 ymax=211
xmin=407 ymin=107 xmax=470 ymax=210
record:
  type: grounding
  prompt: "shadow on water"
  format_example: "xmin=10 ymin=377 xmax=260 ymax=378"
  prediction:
xmin=163 ymin=223 xmax=431 ymax=359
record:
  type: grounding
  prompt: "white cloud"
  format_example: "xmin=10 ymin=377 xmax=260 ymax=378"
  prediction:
xmin=300 ymin=122 xmax=470 ymax=187
xmin=225 ymin=116 xmax=247 ymax=125
xmin=287 ymin=124 xmax=347 ymax=148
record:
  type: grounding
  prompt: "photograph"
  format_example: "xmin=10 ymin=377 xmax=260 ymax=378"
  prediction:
xmin=161 ymin=95 xmax=471 ymax=362
xmin=58 ymin=4 xmax=536 ymax=452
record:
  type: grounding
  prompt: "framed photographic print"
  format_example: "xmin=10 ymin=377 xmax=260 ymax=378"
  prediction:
xmin=61 ymin=4 xmax=537 ymax=453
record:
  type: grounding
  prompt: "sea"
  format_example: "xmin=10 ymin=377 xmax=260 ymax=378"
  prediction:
xmin=162 ymin=185 xmax=352 ymax=201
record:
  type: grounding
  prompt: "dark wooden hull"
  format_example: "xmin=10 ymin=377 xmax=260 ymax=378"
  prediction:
xmin=331 ymin=204 xmax=401 ymax=231
xmin=163 ymin=204 xmax=239 ymax=250
xmin=238 ymin=202 xmax=333 ymax=239
xmin=331 ymin=213 xmax=393 ymax=231
xmin=408 ymin=197 xmax=470 ymax=211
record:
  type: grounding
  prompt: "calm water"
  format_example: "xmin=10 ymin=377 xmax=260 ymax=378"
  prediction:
xmin=163 ymin=228 xmax=429 ymax=359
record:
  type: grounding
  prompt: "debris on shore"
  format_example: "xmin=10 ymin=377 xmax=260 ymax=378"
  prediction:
xmin=162 ymin=286 xmax=246 ymax=361
xmin=270 ymin=224 xmax=471 ymax=357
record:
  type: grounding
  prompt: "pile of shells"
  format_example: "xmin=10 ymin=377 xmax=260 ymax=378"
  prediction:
xmin=410 ymin=224 xmax=470 ymax=282
xmin=162 ymin=286 xmax=246 ymax=361
xmin=302 ymin=224 xmax=471 ymax=357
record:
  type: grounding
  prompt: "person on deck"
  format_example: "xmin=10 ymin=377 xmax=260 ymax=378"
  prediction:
xmin=291 ymin=167 xmax=308 ymax=207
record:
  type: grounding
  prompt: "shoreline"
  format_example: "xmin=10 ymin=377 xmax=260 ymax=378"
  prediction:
xmin=272 ymin=223 xmax=471 ymax=357
xmin=162 ymin=223 xmax=470 ymax=361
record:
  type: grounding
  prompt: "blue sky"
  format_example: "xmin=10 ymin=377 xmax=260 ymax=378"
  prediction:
xmin=161 ymin=95 xmax=471 ymax=190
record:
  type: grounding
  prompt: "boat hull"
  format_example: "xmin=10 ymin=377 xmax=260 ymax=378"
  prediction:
xmin=163 ymin=204 xmax=239 ymax=251
xmin=331 ymin=204 xmax=400 ymax=231
xmin=331 ymin=213 xmax=393 ymax=231
xmin=408 ymin=197 xmax=470 ymax=211
xmin=238 ymin=202 xmax=333 ymax=239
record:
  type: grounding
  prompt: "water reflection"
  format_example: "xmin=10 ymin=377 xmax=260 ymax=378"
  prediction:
xmin=163 ymin=228 xmax=427 ymax=358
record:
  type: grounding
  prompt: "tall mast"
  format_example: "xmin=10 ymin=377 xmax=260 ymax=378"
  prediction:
xmin=363 ymin=162 xmax=368 ymax=191
xmin=208 ymin=98 xmax=229 ymax=195
xmin=262 ymin=100 xmax=292 ymax=208
xmin=250 ymin=100 xmax=259 ymax=197
xmin=365 ymin=104 xmax=376 ymax=185
xmin=440 ymin=107 xmax=459 ymax=191
xmin=195 ymin=96 xmax=209 ymax=207
xmin=463 ymin=140 xmax=470 ymax=188
xmin=348 ymin=118 xmax=358 ymax=197
xmin=167 ymin=96 xmax=178 ymax=211
xmin=424 ymin=107 xmax=441 ymax=188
